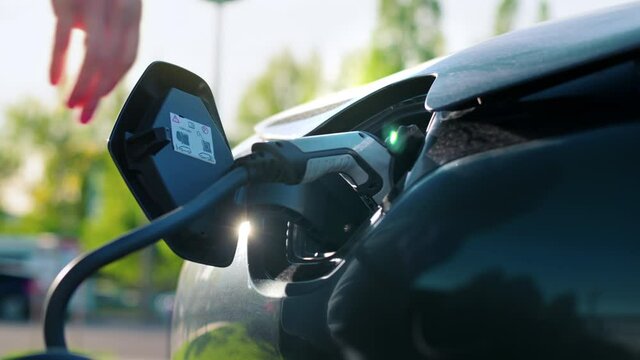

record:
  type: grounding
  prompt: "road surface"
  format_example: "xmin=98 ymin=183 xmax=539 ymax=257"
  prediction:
xmin=0 ymin=321 xmax=169 ymax=359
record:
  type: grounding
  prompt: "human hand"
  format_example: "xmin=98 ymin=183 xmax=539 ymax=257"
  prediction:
xmin=50 ymin=0 xmax=142 ymax=123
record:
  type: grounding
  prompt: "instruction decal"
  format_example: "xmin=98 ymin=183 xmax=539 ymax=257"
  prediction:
xmin=170 ymin=112 xmax=216 ymax=164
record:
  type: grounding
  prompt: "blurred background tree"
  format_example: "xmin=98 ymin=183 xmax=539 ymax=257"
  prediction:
xmin=495 ymin=0 xmax=519 ymax=35
xmin=339 ymin=0 xmax=444 ymax=88
xmin=235 ymin=51 xmax=323 ymax=139
xmin=0 ymin=90 xmax=182 ymax=317
xmin=538 ymin=0 xmax=550 ymax=21
xmin=495 ymin=0 xmax=550 ymax=35
xmin=235 ymin=0 xmax=444 ymax=140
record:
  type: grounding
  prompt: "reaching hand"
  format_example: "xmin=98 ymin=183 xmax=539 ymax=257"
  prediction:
xmin=50 ymin=0 xmax=142 ymax=124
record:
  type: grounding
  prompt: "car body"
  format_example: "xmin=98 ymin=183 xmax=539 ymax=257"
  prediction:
xmin=170 ymin=4 xmax=640 ymax=359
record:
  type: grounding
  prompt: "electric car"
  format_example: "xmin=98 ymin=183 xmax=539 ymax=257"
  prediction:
xmin=28 ymin=3 xmax=640 ymax=360
xmin=168 ymin=4 xmax=640 ymax=359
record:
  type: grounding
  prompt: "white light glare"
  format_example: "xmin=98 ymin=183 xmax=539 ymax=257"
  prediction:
xmin=238 ymin=221 xmax=252 ymax=240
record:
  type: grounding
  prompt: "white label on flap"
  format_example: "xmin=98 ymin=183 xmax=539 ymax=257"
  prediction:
xmin=169 ymin=112 xmax=216 ymax=164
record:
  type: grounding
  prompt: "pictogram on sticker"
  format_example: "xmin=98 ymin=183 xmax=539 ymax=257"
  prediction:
xmin=169 ymin=112 xmax=216 ymax=164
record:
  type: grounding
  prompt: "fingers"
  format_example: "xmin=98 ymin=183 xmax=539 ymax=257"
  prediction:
xmin=103 ymin=0 xmax=141 ymax=96
xmin=52 ymin=0 xmax=141 ymax=123
xmin=91 ymin=0 xmax=130 ymax=102
xmin=80 ymin=99 xmax=99 ymax=124
xmin=113 ymin=6 xmax=141 ymax=92
xmin=50 ymin=11 xmax=73 ymax=85
xmin=96 ymin=16 xmax=140 ymax=102
xmin=67 ymin=0 xmax=108 ymax=109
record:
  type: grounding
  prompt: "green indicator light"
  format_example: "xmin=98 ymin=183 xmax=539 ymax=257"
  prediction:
xmin=389 ymin=130 xmax=398 ymax=145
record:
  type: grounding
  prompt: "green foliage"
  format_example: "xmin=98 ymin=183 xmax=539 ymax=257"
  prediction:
xmin=235 ymin=0 xmax=444 ymax=137
xmin=235 ymin=51 xmax=322 ymax=139
xmin=495 ymin=0 xmax=551 ymax=35
xmin=494 ymin=0 xmax=519 ymax=35
xmin=173 ymin=322 xmax=281 ymax=360
xmin=0 ymin=147 xmax=19 ymax=180
xmin=538 ymin=0 xmax=550 ymax=22
xmin=0 ymin=89 xmax=182 ymax=291
xmin=1 ymin=97 xmax=105 ymax=235
xmin=339 ymin=0 xmax=443 ymax=87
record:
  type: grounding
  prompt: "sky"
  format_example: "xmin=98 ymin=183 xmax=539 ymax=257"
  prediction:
xmin=0 ymin=0 xmax=634 ymax=136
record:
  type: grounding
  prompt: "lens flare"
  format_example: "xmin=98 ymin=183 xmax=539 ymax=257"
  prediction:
xmin=238 ymin=221 xmax=252 ymax=240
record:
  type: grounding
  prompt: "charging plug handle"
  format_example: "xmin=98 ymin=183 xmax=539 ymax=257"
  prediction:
xmin=244 ymin=132 xmax=393 ymax=204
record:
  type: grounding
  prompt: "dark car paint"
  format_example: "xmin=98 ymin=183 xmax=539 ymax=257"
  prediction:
xmin=172 ymin=122 xmax=640 ymax=359
xmin=421 ymin=2 xmax=640 ymax=111
xmin=328 ymin=124 xmax=640 ymax=359
xmin=171 ymin=4 xmax=640 ymax=359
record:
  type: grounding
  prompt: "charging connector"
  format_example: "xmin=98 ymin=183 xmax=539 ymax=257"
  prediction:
xmin=239 ymin=131 xmax=393 ymax=205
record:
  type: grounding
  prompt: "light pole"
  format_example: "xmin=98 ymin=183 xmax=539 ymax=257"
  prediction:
xmin=205 ymin=0 xmax=239 ymax=99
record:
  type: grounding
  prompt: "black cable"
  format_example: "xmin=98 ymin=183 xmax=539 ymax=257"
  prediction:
xmin=43 ymin=167 xmax=249 ymax=351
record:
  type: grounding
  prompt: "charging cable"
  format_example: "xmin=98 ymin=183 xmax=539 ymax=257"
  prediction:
xmin=44 ymin=167 xmax=248 ymax=351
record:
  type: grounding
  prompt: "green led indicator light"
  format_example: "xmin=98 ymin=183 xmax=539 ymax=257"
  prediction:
xmin=389 ymin=130 xmax=398 ymax=145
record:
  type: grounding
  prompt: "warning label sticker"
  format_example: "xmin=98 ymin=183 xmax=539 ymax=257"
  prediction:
xmin=169 ymin=112 xmax=216 ymax=164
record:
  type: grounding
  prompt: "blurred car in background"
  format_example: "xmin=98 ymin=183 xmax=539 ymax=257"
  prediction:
xmin=0 ymin=272 xmax=30 ymax=320
xmin=0 ymin=235 xmax=89 ymax=321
